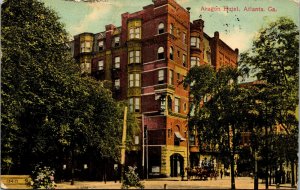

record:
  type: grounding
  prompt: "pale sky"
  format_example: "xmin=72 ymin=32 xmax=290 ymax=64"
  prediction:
xmin=40 ymin=0 xmax=299 ymax=53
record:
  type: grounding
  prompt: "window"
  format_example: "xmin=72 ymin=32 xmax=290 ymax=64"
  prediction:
xmin=183 ymin=32 xmax=187 ymax=44
xmin=191 ymin=57 xmax=200 ymax=67
xmin=177 ymin=73 xmax=180 ymax=81
xmin=135 ymin=97 xmax=140 ymax=112
xmin=129 ymin=97 xmax=140 ymax=113
xmin=190 ymin=103 xmax=195 ymax=116
xmin=98 ymin=40 xmax=104 ymax=51
xmin=129 ymin=98 xmax=134 ymax=112
xmin=129 ymin=27 xmax=141 ymax=39
xmin=135 ymin=73 xmax=140 ymax=87
xmin=129 ymin=73 xmax=140 ymax=87
xmin=191 ymin=37 xmax=200 ymax=48
xmin=115 ymin=79 xmax=120 ymax=89
xmin=170 ymin=47 xmax=174 ymax=60
xmin=114 ymin=36 xmax=120 ymax=47
xmin=114 ymin=56 xmax=120 ymax=69
xmin=168 ymin=96 xmax=172 ymax=112
xmin=183 ymin=54 xmax=187 ymax=67
xmin=158 ymin=47 xmax=165 ymax=59
xmin=158 ymin=23 xmax=165 ymax=34
xmin=170 ymin=24 xmax=174 ymax=35
xmin=86 ymin=42 xmax=91 ymax=51
xmin=81 ymin=41 xmax=92 ymax=53
xmin=129 ymin=74 xmax=134 ymax=87
xmin=160 ymin=95 xmax=166 ymax=112
xmin=183 ymin=103 xmax=187 ymax=112
xmin=174 ymin=129 xmax=181 ymax=146
xmin=158 ymin=70 xmax=164 ymax=84
xmin=177 ymin=50 xmax=180 ymax=58
xmin=129 ymin=51 xmax=134 ymax=64
xmin=189 ymin=135 xmax=195 ymax=146
xmin=98 ymin=60 xmax=104 ymax=70
xmin=134 ymin=136 xmax=139 ymax=145
xmin=129 ymin=50 xmax=141 ymax=64
xmin=135 ymin=27 xmax=141 ymax=38
xmin=169 ymin=70 xmax=174 ymax=85
xmin=135 ymin=51 xmax=140 ymax=63
xmin=175 ymin=98 xmax=180 ymax=113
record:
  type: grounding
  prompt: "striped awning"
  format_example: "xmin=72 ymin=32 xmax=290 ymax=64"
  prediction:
xmin=174 ymin=132 xmax=186 ymax=141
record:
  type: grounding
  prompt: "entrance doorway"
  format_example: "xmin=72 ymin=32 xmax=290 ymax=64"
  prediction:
xmin=170 ymin=153 xmax=184 ymax=177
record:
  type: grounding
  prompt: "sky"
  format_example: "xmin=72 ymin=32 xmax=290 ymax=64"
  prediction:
xmin=40 ymin=0 xmax=299 ymax=53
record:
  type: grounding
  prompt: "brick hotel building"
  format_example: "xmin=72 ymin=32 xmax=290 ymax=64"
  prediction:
xmin=70 ymin=0 xmax=238 ymax=178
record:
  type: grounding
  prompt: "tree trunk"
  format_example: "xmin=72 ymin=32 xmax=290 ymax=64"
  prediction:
xmin=230 ymin=152 xmax=235 ymax=190
xmin=254 ymin=150 xmax=258 ymax=190
xmin=291 ymin=160 xmax=295 ymax=187
xmin=228 ymin=125 xmax=235 ymax=190
xmin=269 ymin=166 xmax=272 ymax=185
xmin=71 ymin=148 xmax=75 ymax=185
xmin=265 ymin=125 xmax=269 ymax=189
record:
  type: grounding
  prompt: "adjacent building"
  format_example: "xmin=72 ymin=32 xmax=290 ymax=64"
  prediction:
xmin=70 ymin=0 xmax=238 ymax=178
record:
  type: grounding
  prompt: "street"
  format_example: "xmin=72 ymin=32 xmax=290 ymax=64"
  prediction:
xmin=56 ymin=177 xmax=297 ymax=189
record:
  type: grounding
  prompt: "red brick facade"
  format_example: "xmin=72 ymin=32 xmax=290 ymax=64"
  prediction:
xmin=71 ymin=0 xmax=238 ymax=177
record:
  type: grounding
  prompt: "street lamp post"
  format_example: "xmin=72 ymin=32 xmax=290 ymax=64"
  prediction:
xmin=254 ymin=150 xmax=258 ymax=190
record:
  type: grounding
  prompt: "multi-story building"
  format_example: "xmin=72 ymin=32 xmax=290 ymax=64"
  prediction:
xmin=71 ymin=0 xmax=238 ymax=178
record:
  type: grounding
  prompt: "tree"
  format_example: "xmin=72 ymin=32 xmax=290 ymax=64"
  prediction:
xmin=184 ymin=65 xmax=252 ymax=190
xmin=1 ymin=0 xmax=139 ymax=178
xmin=1 ymin=0 xmax=77 ymax=173
xmin=240 ymin=17 xmax=299 ymax=188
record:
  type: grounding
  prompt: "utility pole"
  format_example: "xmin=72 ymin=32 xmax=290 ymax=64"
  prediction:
xmin=142 ymin=114 xmax=145 ymax=179
xmin=120 ymin=107 xmax=128 ymax=182
xmin=145 ymin=125 xmax=148 ymax=179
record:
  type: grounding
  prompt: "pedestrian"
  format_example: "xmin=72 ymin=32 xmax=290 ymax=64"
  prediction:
xmin=220 ymin=169 xmax=223 ymax=179
xmin=113 ymin=164 xmax=118 ymax=183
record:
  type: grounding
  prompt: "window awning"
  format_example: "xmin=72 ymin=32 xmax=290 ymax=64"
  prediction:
xmin=174 ymin=132 xmax=186 ymax=141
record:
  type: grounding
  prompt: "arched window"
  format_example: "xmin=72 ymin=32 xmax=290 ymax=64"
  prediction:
xmin=158 ymin=23 xmax=165 ymax=34
xmin=170 ymin=24 xmax=174 ymax=35
xmin=158 ymin=47 xmax=165 ymax=59
xmin=170 ymin=47 xmax=174 ymax=60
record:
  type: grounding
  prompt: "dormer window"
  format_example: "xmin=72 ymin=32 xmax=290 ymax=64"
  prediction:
xmin=158 ymin=23 xmax=165 ymax=34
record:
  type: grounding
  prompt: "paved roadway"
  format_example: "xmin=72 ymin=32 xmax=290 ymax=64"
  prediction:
xmin=56 ymin=177 xmax=297 ymax=189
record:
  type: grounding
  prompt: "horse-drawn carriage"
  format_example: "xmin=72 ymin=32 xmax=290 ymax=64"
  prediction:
xmin=186 ymin=161 xmax=218 ymax=181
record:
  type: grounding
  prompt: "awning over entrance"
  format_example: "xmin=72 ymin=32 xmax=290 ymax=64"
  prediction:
xmin=174 ymin=132 xmax=186 ymax=141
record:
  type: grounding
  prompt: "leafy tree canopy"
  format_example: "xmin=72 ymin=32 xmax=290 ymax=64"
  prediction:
xmin=1 ymin=0 xmax=137 ymax=174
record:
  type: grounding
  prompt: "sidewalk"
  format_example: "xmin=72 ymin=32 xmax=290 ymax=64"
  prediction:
xmin=56 ymin=177 xmax=297 ymax=189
